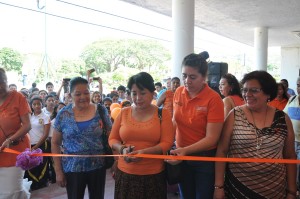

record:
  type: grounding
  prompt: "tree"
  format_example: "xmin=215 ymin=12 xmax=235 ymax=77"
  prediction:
xmin=0 ymin=47 xmax=23 ymax=73
xmin=80 ymin=39 xmax=171 ymax=74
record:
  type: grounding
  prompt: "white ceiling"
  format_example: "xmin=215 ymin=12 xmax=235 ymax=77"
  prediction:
xmin=120 ymin=0 xmax=300 ymax=47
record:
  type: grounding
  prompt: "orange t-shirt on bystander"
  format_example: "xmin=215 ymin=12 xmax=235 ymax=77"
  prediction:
xmin=0 ymin=91 xmax=31 ymax=167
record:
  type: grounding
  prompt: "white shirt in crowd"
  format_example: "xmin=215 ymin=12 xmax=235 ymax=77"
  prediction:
xmin=29 ymin=112 xmax=51 ymax=145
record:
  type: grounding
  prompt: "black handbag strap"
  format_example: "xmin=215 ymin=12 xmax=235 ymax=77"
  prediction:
xmin=158 ymin=107 xmax=162 ymax=123
xmin=97 ymin=104 xmax=107 ymax=134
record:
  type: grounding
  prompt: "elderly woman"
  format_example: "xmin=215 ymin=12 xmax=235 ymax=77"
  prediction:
xmin=219 ymin=73 xmax=244 ymax=117
xmin=214 ymin=71 xmax=297 ymax=199
xmin=169 ymin=53 xmax=224 ymax=198
xmin=109 ymin=72 xmax=174 ymax=198
xmin=51 ymin=77 xmax=112 ymax=199
xmin=0 ymin=68 xmax=31 ymax=198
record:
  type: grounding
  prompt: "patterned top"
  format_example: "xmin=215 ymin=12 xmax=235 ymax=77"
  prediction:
xmin=54 ymin=104 xmax=112 ymax=173
xmin=225 ymin=107 xmax=287 ymax=199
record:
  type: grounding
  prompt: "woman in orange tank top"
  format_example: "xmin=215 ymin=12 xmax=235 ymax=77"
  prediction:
xmin=219 ymin=73 xmax=245 ymax=117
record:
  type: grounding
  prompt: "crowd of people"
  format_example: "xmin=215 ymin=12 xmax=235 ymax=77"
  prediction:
xmin=0 ymin=51 xmax=298 ymax=199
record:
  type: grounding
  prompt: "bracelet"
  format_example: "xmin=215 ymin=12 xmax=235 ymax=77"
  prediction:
xmin=119 ymin=145 xmax=126 ymax=155
xmin=214 ymin=185 xmax=224 ymax=189
xmin=6 ymin=138 xmax=13 ymax=144
xmin=286 ymin=189 xmax=297 ymax=197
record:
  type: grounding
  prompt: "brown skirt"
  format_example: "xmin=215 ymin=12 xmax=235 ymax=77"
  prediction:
xmin=114 ymin=168 xmax=167 ymax=199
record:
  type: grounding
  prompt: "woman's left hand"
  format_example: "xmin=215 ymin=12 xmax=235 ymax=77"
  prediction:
xmin=125 ymin=150 xmax=142 ymax=163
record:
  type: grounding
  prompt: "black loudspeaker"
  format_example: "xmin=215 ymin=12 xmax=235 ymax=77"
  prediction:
xmin=207 ymin=62 xmax=228 ymax=94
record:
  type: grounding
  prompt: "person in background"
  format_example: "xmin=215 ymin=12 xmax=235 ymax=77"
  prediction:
xmin=29 ymin=82 xmax=37 ymax=94
xmin=91 ymin=91 xmax=102 ymax=104
xmin=155 ymin=82 xmax=165 ymax=100
xmin=124 ymin=89 xmax=132 ymax=103
xmin=48 ymin=102 xmax=66 ymax=184
xmin=42 ymin=94 xmax=55 ymax=116
xmin=165 ymin=77 xmax=172 ymax=90
xmin=46 ymin=82 xmax=54 ymax=93
xmin=156 ymin=77 xmax=181 ymax=116
xmin=52 ymin=77 xmax=112 ymax=199
xmin=117 ymin=85 xmax=126 ymax=102
xmin=109 ymin=72 xmax=174 ymax=198
xmin=0 ymin=68 xmax=31 ymax=198
xmin=284 ymin=76 xmax=300 ymax=192
xmin=38 ymin=90 xmax=48 ymax=104
xmin=110 ymin=92 xmax=119 ymax=104
xmin=25 ymin=97 xmax=51 ymax=190
xmin=103 ymin=97 xmax=113 ymax=117
xmin=215 ymin=71 xmax=296 ymax=199
xmin=219 ymin=73 xmax=244 ymax=117
xmin=8 ymin=83 xmax=17 ymax=91
xmin=268 ymin=82 xmax=289 ymax=110
xmin=281 ymin=79 xmax=296 ymax=97
xmin=169 ymin=53 xmax=224 ymax=199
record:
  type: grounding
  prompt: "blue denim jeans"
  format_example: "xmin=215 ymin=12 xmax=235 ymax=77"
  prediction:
xmin=295 ymin=141 xmax=300 ymax=188
xmin=179 ymin=149 xmax=216 ymax=199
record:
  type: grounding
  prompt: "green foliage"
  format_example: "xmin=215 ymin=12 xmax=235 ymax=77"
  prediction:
xmin=0 ymin=47 xmax=23 ymax=73
xmin=80 ymin=39 xmax=171 ymax=75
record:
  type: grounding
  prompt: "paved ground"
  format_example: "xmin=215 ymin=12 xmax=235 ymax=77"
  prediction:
xmin=30 ymin=171 xmax=180 ymax=199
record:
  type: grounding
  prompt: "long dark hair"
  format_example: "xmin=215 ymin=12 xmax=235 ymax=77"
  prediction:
xmin=221 ymin=73 xmax=242 ymax=98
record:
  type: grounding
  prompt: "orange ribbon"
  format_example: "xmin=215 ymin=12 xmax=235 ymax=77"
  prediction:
xmin=3 ymin=148 xmax=299 ymax=164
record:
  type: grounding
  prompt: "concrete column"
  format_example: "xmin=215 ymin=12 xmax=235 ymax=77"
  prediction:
xmin=254 ymin=27 xmax=268 ymax=71
xmin=171 ymin=0 xmax=195 ymax=79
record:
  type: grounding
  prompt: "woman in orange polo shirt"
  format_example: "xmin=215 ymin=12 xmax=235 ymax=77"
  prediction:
xmin=0 ymin=68 xmax=31 ymax=198
xmin=109 ymin=72 xmax=174 ymax=198
xmin=169 ymin=54 xmax=224 ymax=199
xmin=268 ymin=82 xmax=289 ymax=110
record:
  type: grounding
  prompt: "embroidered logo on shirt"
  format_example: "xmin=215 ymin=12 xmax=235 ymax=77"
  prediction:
xmin=174 ymin=101 xmax=183 ymax=106
xmin=196 ymin=106 xmax=207 ymax=112
xmin=39 ymin=118 xmax=44 ymax=124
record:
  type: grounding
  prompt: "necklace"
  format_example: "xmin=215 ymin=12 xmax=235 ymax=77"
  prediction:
xmin=249 ymin=107 xmax=268 ymax=151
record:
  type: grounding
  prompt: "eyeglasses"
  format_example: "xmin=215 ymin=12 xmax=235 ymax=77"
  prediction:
xmin=241 ymin=88 xmax=262 ymax=94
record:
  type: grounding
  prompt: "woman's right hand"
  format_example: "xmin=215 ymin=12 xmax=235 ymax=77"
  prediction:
xmin=56 ymin=170 xmax=66 ymax=187
xmin=213 ymin=189 xmax=225 ymax=199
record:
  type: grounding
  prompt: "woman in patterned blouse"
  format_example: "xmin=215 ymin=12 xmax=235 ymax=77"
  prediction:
xmin=52 ymin=77 xmax=112 ymax=199
xmin=214 ymin=71 xmax=296 ymax=199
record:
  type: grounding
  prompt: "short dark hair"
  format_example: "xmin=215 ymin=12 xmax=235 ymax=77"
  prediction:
xmin=38 ymin=90 xmax=48 ymax=95
xmin=127 ymin=72 xmax=155 ymax=92
xmin=280 ymin=79 xmax=289 ymax=87
xmin=117 ymin=85 xmax=126 ymax=92
xmin=182 ymin=53 xmax=208 ymax=77
xmin=46 ymin=82 xmax=54 ymax=88
xmin=221 ymin=73 xmax=242 ymax=98
xmin=32 ymin=82 xmax=37 ymax=88
xmin=45 ymin=94 xmax=55 ymax=102
xmin=8 ymin=84 xmax=17 ymax=88
xmin=69 ymin=77 xmax=89 ymax=93
xmin=241 ymin=70 xmax=277 ymax=101
xmin=103 ymin=97 xmax=112 ymax=103
xmin=171 ymin=77 xmax=180 ymax=82
xmin=154 ymin=82 xmax=162 ymax=87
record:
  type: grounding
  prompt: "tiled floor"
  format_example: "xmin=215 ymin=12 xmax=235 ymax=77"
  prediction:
xmin=30 ymin=171 xmax=180 ymax=199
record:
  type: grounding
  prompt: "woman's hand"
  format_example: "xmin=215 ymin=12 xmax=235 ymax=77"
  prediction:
xmin=122 ymin=146 xmax=142 ymax=163
xmin=213 ymin=189 xmax=225 ymax=199
xmin=0 ymin=139 xmax=10 ymax=151
xmin=56 ymin=170 xmax=66 ymax=187
xmin=165 ymin=147 xmax=186 ymax=165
